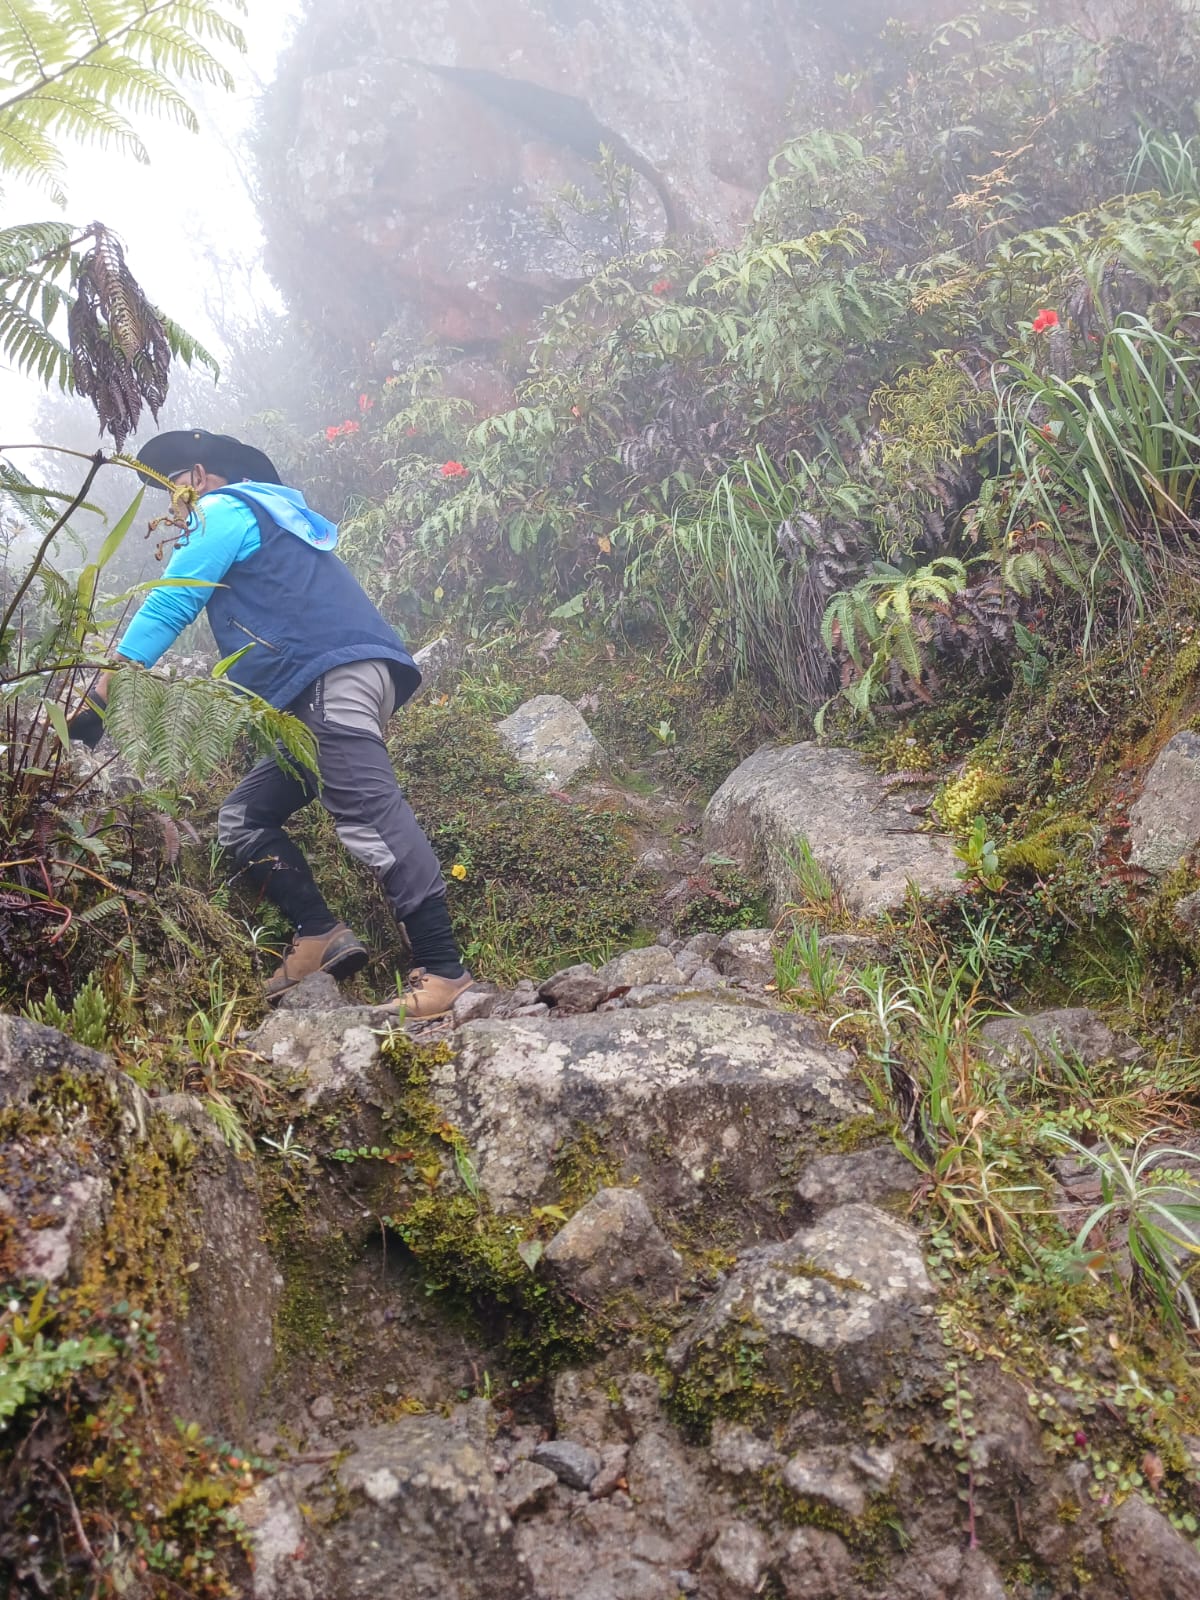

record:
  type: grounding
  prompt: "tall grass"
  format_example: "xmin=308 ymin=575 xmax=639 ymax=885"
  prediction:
xmin=996 ymin=314 xmax=1200 ymax=642
xmin=1127 ymin=130 xmax=1200 ymax=201
xmin=664 ymin=448 xmax=810 ymax=697
xmin=662 ymin=447 xmax=869 ymax=705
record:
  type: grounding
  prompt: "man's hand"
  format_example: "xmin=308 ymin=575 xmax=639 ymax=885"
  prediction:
xmin=66 ymin=670 xmax=113 ymax=749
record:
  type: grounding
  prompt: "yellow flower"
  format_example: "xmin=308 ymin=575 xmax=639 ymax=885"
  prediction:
xmin=451 ymin=863 xmax=468 ymax=881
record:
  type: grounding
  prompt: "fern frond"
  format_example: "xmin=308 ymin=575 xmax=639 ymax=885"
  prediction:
xmin=105 ymin=667 xmax=317 ymax=787
xmin=0 ymin=0 xmax=246 ymax=197
xmin=0 ymin=282 xmax=69 ymax=382
xmin=0 ymin=217 xmax=72 ymax=270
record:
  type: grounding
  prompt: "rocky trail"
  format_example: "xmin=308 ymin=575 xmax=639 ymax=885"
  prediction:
xmin=8 ymin=699 xmax=1200 ymax=1599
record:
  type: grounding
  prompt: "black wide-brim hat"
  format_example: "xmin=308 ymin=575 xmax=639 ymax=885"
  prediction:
xmin=133 ymin=429 xmax=282 ymax=487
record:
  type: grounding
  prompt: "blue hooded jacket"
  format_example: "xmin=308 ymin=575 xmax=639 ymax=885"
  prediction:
xmin=117 ymin=483 xmax=419 ymax=712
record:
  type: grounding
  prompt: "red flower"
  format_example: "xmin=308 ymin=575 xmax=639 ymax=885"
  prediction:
xmin=651 ymin=278 xmax=672 ymax=295
xmin=324 ymin=425 xmax=341 ymax=442
xmin=440 ymin=460 xmax=468 ymax=479
xmin=1192 ymin=241 xmax=1200 ymax=253
xmin=405 ymin=426 xmax=419 ymax=437
xmin=325 ymin=419 xmax=360 ymax=440
xmin=1031 ymin=309 xmax=1060 ymax=334
xmin=358 ymin=393 xmax=375 ymax=411
xmin=344 ymin=420 xmax=360 ymax=434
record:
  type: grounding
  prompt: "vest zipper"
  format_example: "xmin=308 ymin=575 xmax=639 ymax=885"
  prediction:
xmin=229 ymin=618 xmax=280 ymax=652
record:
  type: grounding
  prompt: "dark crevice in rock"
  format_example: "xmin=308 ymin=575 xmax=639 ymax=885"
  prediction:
xmin=398 ymin=57 xmax=686 ymax=236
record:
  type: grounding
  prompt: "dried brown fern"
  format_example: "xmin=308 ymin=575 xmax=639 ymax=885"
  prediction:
xmin=67 ymin=224 xmax=170 ymax=451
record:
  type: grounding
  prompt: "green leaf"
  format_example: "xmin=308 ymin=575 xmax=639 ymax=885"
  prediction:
xmin=43 ymin=698 xmax=69 ymax=749
xmin=211 ymin=644 xmax=254 ymax=678
xmin=517 ymin=1238 xmax=544 ymax=1271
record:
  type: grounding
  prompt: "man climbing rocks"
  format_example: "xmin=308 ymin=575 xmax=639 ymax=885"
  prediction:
xmin=69 ymin=429 xmax=472 ymax=1018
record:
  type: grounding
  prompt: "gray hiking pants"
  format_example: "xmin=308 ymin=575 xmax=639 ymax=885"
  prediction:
xmin=217 ymin=659 xmax=445 ymax=926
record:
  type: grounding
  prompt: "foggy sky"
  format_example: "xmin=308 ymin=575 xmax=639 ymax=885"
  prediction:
xmin=0 ymin=0 xmax=298 ymax=442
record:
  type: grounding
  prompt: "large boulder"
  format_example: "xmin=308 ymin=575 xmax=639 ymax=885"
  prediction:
xmin=431 ymin=1004 xmax=868 ymax=1230
xmin=667 ymin=1201 xmax=934 ymax=1401
xmin=257 ymin=0 xmax=952 ymax=350
xmin=1129 ymin=731 xmax=1200 ymax=871
xmin=977 ymin=1006 xmax=1128 ymax=1081
xmin=703 ymin=743 xmax=961 ymax=917
xmin=0 ymin=1019 xmax=277 ymax=1438
xmin=248 ymin=1001 xmax=404 ymax=1160
xmin=497 ymin=695 xmax=606 ymax=790
xmin=0 ymin=1018 xmax=145 ymax=1285
xmin=155 ymin=1096 xmax=282 ymax=1436
xmin=1105 ymin=1492 xmax=1200 ymax=1600
xmin=794 ymin=1143 xmax=919 ymax=1212
xmin=318 ymin=1408 xmax=532 ymax=1599
xmin=411 ymin=635 xmax=464 ymax=695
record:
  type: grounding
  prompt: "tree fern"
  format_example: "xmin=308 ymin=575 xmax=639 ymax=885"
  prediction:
xmin=0 ymin=0 xmax=247 ymax=202
xmin=0 ymin=3 xmax=237 ymax=437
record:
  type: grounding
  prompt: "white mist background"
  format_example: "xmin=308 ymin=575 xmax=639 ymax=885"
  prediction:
xmin=0 ymin=0 xmax=300 ymax=443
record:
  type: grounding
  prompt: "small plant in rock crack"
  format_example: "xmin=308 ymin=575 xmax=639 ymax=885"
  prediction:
xmin=778 ymin=835 xmax=837 ymax=912
xmin=1042 ymin=1128 xmax=1200 ymax=1332
xmin=774 ymin=922 xmax=844 ymax=1006
xmin=259 ymin=1123 xmax=313 ymax=1169
xmin=942 ymin=1352 xmax=985 ymax=1549
xmin=329 ymin=1144 xmax=413 ymax=1165
xmin=954 ymin=818 xmax=1004 ymax=891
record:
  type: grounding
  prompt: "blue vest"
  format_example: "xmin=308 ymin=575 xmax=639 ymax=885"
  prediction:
xmin=203 ymin=490 xmax=420 ymax=712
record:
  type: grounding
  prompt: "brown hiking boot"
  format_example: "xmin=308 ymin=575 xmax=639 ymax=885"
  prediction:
xmin=265 ymin=923 xmax=369 ymax=1004
xmin=378 ymin=968 xmax=474 ymax=1021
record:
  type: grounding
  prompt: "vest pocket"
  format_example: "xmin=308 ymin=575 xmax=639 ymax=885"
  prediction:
xmin=228 ymin=617 xmax=281 ymax=652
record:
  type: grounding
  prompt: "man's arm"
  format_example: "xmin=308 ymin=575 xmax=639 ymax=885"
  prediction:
xmin=67 ymin=495 xmax=261 ymax=745
xmin=117 ymin=495 xmax=260 ymax=668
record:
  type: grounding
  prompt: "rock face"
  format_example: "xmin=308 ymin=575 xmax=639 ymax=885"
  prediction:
xmin=496 ymin=694 xmax=605 ymax=789
xmin=0 ymin=1022 xmax=128 ymax=1285
xmin=155 ymin=1096 xmax=282 ymax=1435
xmin=794 ymin=1143 xmax=918 ymax=1211
xmin=433 ymin=1003 xmax=867 ymax=1223
xmin=977 ymin=1006 xmax=1126 ymax=1079
xmin=703 ymin=743 xmax=961 ymax=917
xmin=668 ymin=1202 xmax=934 ymax=1400
xmin=0 ymin=1021 xmax=277 ymax=1438
xmin=542 ymin=1186 xmax=683 ymax=1311
xmin=257 ymin=0 xmax=943 ymax=351
xmin=1129 ymin=731 xmax=1200 ymax=870
xmin=1105 ymin=1492 xmax=1200 ymax=1600
xmin=411 ymin=635 xmax=463 ymax=695
xmin=11 ymin=993 xmax=1196 ymax=1600
xmin=321 ymin=1409 xmax=530 ymax=1598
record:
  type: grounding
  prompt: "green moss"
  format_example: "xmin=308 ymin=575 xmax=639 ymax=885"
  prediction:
xmin=552 ymin=1123 xmax=624 ymax=1211
xmin=822 ymin=1115 xmax=886 ymax=1155
xmin=663 ymin=1314 xmax=785 ymax=1438
xmin=279 ymin=700 xmax=656 ymax=989
xmin=370 ymin=1035 xmax=617 ymax=1372
xmin=0 ymin=1074 xmax=260 ymax=1598
xmin=271 ymin=1223 xmax=356 ymax=1363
